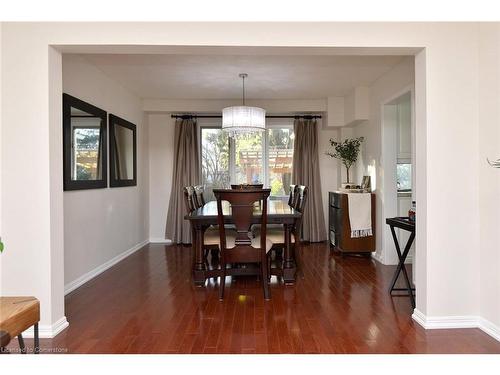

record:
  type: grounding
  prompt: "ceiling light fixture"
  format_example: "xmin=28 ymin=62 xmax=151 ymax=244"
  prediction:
xmin=222 ymin=73 xmax=266 ymax=137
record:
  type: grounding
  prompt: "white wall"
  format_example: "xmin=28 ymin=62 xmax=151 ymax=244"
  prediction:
xmin=395 ymin=94 xmax=415 ymax=264
xmin=62 ymin=55 xmax=149 ymax=289
xmin=0 ymin=22 xmax=496 ymax=338
xmin=147 ymin=112 xmax=339 ymax=242
xmin=0 ymin=23 xmax=3 ymax=290
xmin=353 ymin=57 xmax=415 ymax=264
xmin=148 ymin=114 xmax=175 ymax=242
xmin=1 ymin=30 xmax=66 ymax=336
xmin=317 ymin=120 xmax=340 ymax=229
xmin=478 ymin=24 xmax=500 ymax=335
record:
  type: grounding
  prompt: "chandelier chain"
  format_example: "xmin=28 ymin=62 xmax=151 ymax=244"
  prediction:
xmin=222 ymin=73 xmax=265 ymax=137
xmin=239 ymin=72 xmax=248 ymax=105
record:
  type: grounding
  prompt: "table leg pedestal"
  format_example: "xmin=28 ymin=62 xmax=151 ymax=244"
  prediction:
xmin=282 ymin=223 xmax=296 ymax=284
xmin=193 ymin=225 xmax=207 ymax=286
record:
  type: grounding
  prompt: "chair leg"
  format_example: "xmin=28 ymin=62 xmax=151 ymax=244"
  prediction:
xmin=210 ymin=248 xmax=219 ymax=260
xmin=34 ymin=323 xmax=39 ymax=354
xmin=18 ymin=334 xmax=26 ymax=354
xmin=205 ymin=246 xmax=219 ymax=282
xmin=275 ymin=248 xmax=283 ymax=260
xmin=261 ymin=258 xmax=271 ymax=300
xmin=267 ymin=253 xmax=271 ymax=283
xmin=219 ymin=257 xmax=226 ymax=301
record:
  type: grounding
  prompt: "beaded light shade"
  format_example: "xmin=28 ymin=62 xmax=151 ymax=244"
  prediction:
xmin=222 ymin=105 xmax=266 ymax=137
xmin=222 ymin=73 xmax=266 ymax=137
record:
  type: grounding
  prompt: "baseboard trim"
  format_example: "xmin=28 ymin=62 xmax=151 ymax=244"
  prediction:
xmin=22 ymin=316 xmax=69 ymax=339
xmin=411 ymin=308 xmax=427 ymax=327
xmin=372 ymin=252 xmax=412 ymax=266
xmin=478 ymin=317 xmax=500 ymax=342
xmin=149 ymin=238 xmax=173 ymax=244
xmin=412 ymin=309 xmax=500 ymax=342
xmin=372 ymin=251 xmax=384 ymax=264
xmin=412 ymin=309 xmax=478 ymax=329
xmin=64 ymin=239 xmax=149 ymax=295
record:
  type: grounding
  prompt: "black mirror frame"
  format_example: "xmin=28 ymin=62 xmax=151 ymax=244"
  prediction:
xmin=109 ymin=114 xmax=137 ymax=188
xmin=63 ymin=93 xmax=108 ymax=191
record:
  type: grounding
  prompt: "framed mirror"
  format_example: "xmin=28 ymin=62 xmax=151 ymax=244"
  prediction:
xmin=109 ymin=114 xmax=137 ymax=187
xmin=63 ymin=93 xmax=107 ymax=191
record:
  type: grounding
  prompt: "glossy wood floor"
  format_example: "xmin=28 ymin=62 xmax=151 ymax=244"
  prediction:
xmin=9 ymin=242 xmax=500 ymax=354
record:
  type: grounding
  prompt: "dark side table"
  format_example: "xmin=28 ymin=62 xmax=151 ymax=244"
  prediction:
xmin=385 ymin=217 xmax=415 ymax=308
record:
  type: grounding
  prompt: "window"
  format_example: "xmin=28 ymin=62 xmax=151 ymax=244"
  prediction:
xmin=267 ymin=127 xmax=294 ymax=197
xmin=234 ymin=132 xmax=263 ymax=185
xmin=396 ymin=163 xmax=412 ymax=192
xmin=200 ymin=122 xmax=294 ymax=198
xmin=201 ymin=128 xmax=230 ymax=201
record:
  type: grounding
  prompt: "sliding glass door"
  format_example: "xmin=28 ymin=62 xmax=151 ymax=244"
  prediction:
xmin=233 ymin=132 xmax=264 ymax=185
xmin=266 ymin=127 xmax=294 ymax=197
xmin=200 ymin=120 xmax=294 ymax=200
xmin=200 ymin=127 xmax=230 ymax=201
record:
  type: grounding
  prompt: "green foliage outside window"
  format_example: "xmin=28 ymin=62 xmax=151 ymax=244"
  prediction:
xmin=270 ymin=179 xmax=284 ymax=196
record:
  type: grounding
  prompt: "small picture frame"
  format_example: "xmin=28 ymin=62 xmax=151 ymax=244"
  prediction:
xmin=361 ymin=176 xmax=371 ymax=191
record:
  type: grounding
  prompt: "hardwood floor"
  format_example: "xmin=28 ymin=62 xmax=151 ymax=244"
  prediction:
xmin=8 ymin=242 xmax=500 ymax=354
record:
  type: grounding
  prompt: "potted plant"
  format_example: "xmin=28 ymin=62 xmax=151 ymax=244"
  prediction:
xmin=326 ymin=137 xmax=364 ymax=184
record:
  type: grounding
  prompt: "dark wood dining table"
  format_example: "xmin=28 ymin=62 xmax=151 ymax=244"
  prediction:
xmin=185 ymin=199 xmax=302 ymax=286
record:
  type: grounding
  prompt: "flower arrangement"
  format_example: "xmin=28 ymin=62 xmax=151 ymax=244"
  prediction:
xmin=326 ymin=137 xmax=364 ymax=183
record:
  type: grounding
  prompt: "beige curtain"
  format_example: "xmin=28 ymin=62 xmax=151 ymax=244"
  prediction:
xmin=292 ymin=118 xmax=327 ymax=242
xmin=165 ymin=119 xmax=200 ymax=244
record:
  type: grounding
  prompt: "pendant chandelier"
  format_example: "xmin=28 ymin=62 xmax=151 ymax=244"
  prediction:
xmin=222 ymin=73 xmax=266 ymax=137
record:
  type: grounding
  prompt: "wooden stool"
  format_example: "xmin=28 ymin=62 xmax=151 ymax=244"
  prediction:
xmin=0 ymin=297 xmax=40 ymax=354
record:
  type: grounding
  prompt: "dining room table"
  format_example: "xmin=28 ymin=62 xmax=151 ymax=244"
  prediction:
xmin=185 ymin=199 xmax=302 ymax=286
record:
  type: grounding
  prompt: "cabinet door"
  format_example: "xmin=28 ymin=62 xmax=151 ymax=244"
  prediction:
xmin=333 ymin=207 xmax=343 ymax=232
xmin=329 ymin=192 xmax=341 ymax=208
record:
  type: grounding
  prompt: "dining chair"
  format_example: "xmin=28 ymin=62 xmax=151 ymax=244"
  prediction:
xmin=251 ymin=184 xmax=298 ymax=236
xmin=252 ymin=184 xmax=304 ymax=239
xmin=183 ymin=186 xmax=197 ymax=212
xmin=184 ymin=186 xmax=230 ymax=261
xmin=231 ymin=184 xmax=265 ymax=211
xmin=230 ymin=183 xmax=264 ymax=189
xmin=293 ymin=185 xmax=309 ymax=237
xmin=213 ymin=188 xmax=273 ymax=300
xmin=267 ymin=185 xmax=309 ymax=241
xmin=295 ymin=185 xmax=307 ymax=206
xmin=288 ymin=184 xmax=299 ymax=208
xmin=193 ymin=185 xmax=206 ymax=208
xmin=254 ymin=186 xmax=308 ymax=278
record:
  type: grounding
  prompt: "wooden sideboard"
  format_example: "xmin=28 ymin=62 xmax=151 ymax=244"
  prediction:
xmin=328 ymin=191 xmax=376 ymax=255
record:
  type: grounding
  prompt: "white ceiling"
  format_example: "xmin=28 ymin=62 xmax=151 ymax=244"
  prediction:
xmin=78 ymin=54 xmax=407 ymax=99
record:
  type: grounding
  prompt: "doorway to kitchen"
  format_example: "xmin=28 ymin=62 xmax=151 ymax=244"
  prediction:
xmin=381 ymin=88 xmax=415 ymax=274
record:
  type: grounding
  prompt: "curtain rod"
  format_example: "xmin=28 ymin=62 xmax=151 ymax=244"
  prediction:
xmin=170 ymin=114 xmax=322 ymax=120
